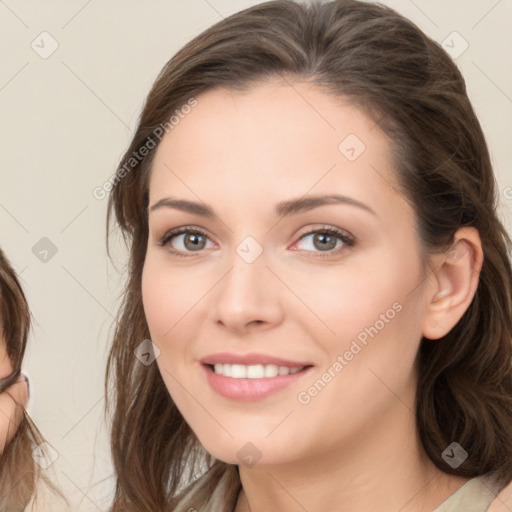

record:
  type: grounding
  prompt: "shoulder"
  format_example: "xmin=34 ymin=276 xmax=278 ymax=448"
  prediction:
xmin=435 ymin=474 xmax=510 ymax=512
xmin=488 ymin=477 xmax=512 ymax=511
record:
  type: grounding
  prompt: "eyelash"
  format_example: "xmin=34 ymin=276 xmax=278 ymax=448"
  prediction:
xmin=158 ymin=225 xmax=355 ymax=258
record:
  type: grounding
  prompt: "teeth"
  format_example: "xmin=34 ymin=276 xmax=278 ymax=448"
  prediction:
xmin=264 ymin=364 xmax=279 ymax=378
xmin=247 ymin=364 xmax=264 ymax=378
xmin=231 ymin=364 xmax=246 ymax=378
xmin=212 ymin=363 xmax=304 ymax=378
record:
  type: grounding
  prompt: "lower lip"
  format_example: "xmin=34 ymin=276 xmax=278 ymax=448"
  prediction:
xmin=202 ymin=364 xmax=313 ymax=400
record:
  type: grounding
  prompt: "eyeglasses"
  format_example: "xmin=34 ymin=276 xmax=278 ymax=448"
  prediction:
xmin=0 ymin=368 xmax=26 ymax=395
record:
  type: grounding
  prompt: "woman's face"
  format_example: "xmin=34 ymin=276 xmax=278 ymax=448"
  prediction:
xmin=0 ymin=332 xmax=28 ymax=453
xmin=142 ymin=80 xmax=432 ymax=466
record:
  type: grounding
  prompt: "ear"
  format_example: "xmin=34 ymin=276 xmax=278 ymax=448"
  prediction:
xmin=422 ymin=227 xmax=483 ymax=340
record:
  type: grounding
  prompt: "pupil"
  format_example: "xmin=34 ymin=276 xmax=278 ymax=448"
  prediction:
xmin=316 ymin=233 xmax=335 ymax=250
xmin=186 ymin=233 xmax=204 ymax=250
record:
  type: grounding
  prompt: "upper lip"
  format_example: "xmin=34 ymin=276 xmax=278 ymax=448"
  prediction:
xmin=200 ymin=352 xmax=312 ymax=368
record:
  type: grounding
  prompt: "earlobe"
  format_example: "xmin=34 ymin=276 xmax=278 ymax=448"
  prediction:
xmin=422 ymin=227 xmax=483 ymax=340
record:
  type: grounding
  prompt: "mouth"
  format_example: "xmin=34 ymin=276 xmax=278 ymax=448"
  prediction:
xmin=199 ymin=354 xmax=314 ymax=400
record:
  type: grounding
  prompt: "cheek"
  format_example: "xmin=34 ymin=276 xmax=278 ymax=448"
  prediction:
xmin=141 ymin=260 xmax=194 ymax=403
xmin=141 ymin=255 xmax=213 ymax=399
xmin=141 ymin=255 xmax=206 ymax=341
xmin=311 ymin=253 xmax=424 ymax=373
xmin=141 ymin=263 xmax=173 ymax=340
xmin=0 ymin=340 xmax=14 ymax=377
xmin=282 ymin=257 xmax=402 ymax=346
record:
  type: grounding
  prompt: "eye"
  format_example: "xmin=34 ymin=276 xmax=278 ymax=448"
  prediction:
xmin=292 ymin=226 xmax=354 ymax=257
xmin=158 ymin=225 xmax=355 ymax=258
xmin=158 ymin=227 xmax=214 ymax=257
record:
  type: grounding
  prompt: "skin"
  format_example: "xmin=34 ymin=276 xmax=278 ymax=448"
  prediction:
xmin=489 ymin=483 xmax=512 ymax=511
xmin=0 ymin=334 xmax=28 ymax=454
xmin=142 ymin=80 xmax=485 ymax=511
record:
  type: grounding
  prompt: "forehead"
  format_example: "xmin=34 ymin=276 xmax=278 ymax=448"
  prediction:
xmin=148 ymin=80 xmax=401 ymax=212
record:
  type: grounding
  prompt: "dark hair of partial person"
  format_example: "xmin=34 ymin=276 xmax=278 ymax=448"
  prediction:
xmin=0 ymin=248 xmax=65 ymax=510
xmin=104 ymin=0 xmax=512 ymax=510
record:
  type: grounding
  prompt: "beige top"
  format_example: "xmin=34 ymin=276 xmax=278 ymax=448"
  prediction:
xmin=433 ymin=475 xmax=500 ymax=512
xmin=174 ymin=468 xmax=504 ymax=512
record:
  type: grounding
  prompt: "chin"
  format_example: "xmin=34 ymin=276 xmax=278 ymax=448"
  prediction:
xmin=195 ymin=432 xmax=291 ymax=469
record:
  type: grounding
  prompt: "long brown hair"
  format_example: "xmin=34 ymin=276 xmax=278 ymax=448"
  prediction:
xmin=105 ymin=0 xmax=512 ymax=510
xmin=0 ymin=248 xmax=64 ymax=510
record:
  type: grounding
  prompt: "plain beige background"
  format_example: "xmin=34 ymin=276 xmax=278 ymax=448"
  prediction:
xmin=1 ymin=0 xmax=511 ymax=510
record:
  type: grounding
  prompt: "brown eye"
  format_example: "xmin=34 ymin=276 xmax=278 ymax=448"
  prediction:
xmin=159 ymin=227 xmax=213 ymax=256
xmin=293 ymin=227 xmax=355 ymax=257
xmin=182 ymin=232 xmax=207 ymax=251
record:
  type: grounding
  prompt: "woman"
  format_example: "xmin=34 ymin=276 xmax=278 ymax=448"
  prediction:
xmin=105 ymin=1 xmax=512 ymax=510
xmin=0 ymin=248 xmax=63 ymax=510
xmin=0 ymin=253 xmax=29 ymax=455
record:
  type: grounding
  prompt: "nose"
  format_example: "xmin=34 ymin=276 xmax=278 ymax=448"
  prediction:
xmin=210 ymin=243 xmax=284 ymax=335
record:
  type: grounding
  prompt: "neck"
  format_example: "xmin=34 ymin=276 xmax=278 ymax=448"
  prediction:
xmin=234 ymin=403 xmax=469 ymax=512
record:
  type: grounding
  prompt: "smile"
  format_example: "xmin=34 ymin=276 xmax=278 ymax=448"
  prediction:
xmin=200 ymin=355 xmax=314 ymax=400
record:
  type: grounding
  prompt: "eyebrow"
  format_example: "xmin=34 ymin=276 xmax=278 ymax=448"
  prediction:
xmin=149 ymin=194 xmax=377 ymax=219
